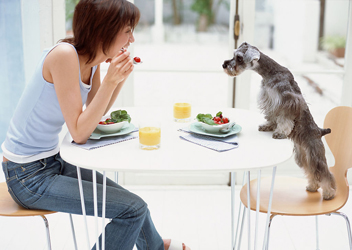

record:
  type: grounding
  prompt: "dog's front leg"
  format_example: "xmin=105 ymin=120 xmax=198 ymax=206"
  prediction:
xmin=306 ymin=178 xmax=320 ymax=192
xmin=273 ymin=116 xmax=294 ymax=139
xmin=258 ymin=120 xmax=277 ymax=132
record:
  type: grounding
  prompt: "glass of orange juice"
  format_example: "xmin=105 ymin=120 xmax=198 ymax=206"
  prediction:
xmin=139 ymin=121 xmax=161 ymax=150
xmin=173 ymin=102 xmax=191 ymax=122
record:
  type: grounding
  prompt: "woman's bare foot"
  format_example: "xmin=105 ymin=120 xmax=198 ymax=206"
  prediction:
xmin=163 ymin=239 xmax=190 ymax=250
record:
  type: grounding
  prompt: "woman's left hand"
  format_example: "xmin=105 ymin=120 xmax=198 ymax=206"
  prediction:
xmin=103 ymin=50 xmax=134 ymax=87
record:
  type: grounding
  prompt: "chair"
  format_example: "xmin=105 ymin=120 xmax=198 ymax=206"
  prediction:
xmin=239 ymin=106 xmax=352 ymax=249
xmin=0 ymin=182 xmax=78 ymax=250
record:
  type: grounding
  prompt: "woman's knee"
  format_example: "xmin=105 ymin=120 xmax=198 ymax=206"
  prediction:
xmin=112 ymin=193 xmax=148 ymax=220
xmin=128 ymin=194 xmax=148 ymax=218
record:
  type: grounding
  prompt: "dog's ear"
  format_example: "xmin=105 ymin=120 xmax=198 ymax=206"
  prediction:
xmin=244 ymin=47 xmax=260 ymax=63
xmin=239 ymin=42 xmax=248 ymax=48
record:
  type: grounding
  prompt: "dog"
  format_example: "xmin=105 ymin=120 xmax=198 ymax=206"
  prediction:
xmin=222 ymin=42 xmax=336 ymax=200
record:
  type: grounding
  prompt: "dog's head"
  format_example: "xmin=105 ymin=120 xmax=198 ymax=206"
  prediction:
xmin=222 ymin=42 xmax=260 ymax=77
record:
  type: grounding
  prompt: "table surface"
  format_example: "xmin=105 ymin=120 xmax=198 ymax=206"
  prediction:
xmin=60 ymin=107 xmax=293 ymax=172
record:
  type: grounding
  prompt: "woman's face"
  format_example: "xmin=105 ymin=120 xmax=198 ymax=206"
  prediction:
xmin=106 ymin=25 xmax=135 ymax=59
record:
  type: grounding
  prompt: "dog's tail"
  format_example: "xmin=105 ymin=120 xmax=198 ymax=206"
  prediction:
xmin=321 ymin=128 xmax=331 ymax=137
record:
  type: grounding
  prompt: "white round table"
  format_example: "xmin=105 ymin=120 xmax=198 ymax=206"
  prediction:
xmin=60 ymin=107 xmax=293 ymax=250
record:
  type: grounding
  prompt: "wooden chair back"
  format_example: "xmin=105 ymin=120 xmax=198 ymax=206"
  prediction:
xmin=324 ymin=106 xmax=352 ymax=206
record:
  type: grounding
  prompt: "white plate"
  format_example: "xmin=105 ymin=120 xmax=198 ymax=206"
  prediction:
xmin=96 ymin=120 xmax=126 ymax=133
xmin=90 ymin=123 xmax=136 ymax=139
xmin=189 ymin=123 xmax=242 ymax=137
xmin=196 ymin=121 xmax=232 ymax=133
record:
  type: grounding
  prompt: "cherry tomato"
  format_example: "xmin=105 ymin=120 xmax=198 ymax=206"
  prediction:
xmin=134 ymin=57 xmax=141 ymax=63
xmin=107 ymin=122 xmax=115 ymax=124
xmin=213 ymin=117 xmax=221 ymax=122
xmin=222 ymin=117 xmax=229 ymax=124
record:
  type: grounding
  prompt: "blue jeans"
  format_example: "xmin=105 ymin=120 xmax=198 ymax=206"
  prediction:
xmin=2 ymin=153 xmax=164 ymax=250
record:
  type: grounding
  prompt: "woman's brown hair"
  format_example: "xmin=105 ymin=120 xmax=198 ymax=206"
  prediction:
xmin=61 ymin=0 xmax=140 ymax=64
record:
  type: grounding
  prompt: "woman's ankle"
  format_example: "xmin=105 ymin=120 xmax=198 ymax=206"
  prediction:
xmin=163 ymin=239 xmax=171 ymax=250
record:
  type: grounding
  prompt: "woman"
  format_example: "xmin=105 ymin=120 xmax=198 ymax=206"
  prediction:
xmin=1 ymin=0 xmax=190 ymax=249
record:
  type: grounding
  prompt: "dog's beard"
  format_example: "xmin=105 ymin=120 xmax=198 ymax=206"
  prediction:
xmin=223 ymin=67 xmax=238 ymax=77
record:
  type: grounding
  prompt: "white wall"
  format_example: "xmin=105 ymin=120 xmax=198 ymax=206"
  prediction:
xmin=325 ymin=0 xmax=350 ymax=37
xmin=341 ymin=0 xmax=352 ymax=106
xmin=21 ymin=0 xmax=66 ymax=84
xmin=272 ymin=0 xmax=319 ymax=64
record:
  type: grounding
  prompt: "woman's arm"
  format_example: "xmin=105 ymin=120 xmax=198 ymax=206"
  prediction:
xmin=86 ymin=65 xmax=128 ymax=115
xmin=45 ymin=44 xmax=133 ymax=144
xmin=104 ymin=78 xmax=127 ymax=114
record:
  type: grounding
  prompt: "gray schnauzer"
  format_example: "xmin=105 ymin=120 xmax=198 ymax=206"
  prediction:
xmin=222 ymin=42 xmax=336 ymax=200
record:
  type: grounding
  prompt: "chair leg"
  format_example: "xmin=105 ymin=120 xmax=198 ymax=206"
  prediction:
xmin=316 ymin=216 xmax=320 ymax=250
xmin=264 ymin=214 xmax=276 ymax=250
xmin=69 ymin=214 xmax=78 ymax=250
xmin=234 ymin=172 xmax=247 ymax=250
xmin=331 ymin=212 xmax=352 ymax=250
xmin=40 ymin=215 xmax=52 ymax=250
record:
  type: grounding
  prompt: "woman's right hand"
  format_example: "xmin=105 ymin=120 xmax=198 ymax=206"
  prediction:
xmin=103 ymin=50 xmax=134 ymax=87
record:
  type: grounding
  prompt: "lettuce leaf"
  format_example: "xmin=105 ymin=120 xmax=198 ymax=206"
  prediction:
xmin=216 ymin=111 xmax=222 ymax=117
xmin=196 ymin=113 xmax=216 ymax=125
xmin=110 ymin=110 xmax=131 ymax=123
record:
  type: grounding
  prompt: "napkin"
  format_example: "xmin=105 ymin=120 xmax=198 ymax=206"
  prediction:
xmin=179 ymin=127 xmax=239 ymax=152
xmin=72 ymin=133 xmax=138 ymax=150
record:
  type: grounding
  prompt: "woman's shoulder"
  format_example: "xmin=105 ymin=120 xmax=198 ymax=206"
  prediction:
xmin=48 ymin=43 xmax=77 ymax=59
xmin=44 ymin=43 xmax=79 ymax=70
xmin=43 ymin=43 xmax=79 ymax=82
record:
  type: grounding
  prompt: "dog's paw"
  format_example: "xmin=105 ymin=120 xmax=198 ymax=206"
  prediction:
xmin=306 ymin=185 xmax=319 ymax=192
xmin=272 ymin=132 xmax=287 ymax=139
xmin=258 ymin=124 xmax=275 ymax=132
xmin=323 ymin=188 xmax=336 ymax=200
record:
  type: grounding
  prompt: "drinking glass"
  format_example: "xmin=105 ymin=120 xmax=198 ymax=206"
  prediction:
xmin=173 ymin=100 xmax=192 ymax=123
xmin=139 ymin=121 xmax=161 ymax=150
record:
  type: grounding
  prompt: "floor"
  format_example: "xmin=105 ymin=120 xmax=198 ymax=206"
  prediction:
xmin=1 ymin=165 xmax=352 ymax=250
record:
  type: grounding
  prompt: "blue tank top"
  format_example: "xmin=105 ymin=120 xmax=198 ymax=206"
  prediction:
xmin=4 ymin=43 xmax=97 ymax=156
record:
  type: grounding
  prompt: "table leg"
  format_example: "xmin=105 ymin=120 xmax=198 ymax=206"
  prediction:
xmin=247 ymin=171 xmax=251 ymax=250
xmin=254 ymin=170 xmax=261 ymax=250
xmin=76 ymin=166 xmax=91 ymax=250
xmin=92 ymin=170 xmax=100 ymax=250
xmin=262 ymin=166 xmax=277 ymax=250
xmin=102 ymin=171 xmax=107 ymax=250
xmin=231 ymin=172 xmax=236 ymax=250
xmin=69 ymin=214 xmax=78 ymax=250
xmin=237 ymin=205 xmax=246 ymax=250
xmin=114 ymin=171 xmax=118 ymax=183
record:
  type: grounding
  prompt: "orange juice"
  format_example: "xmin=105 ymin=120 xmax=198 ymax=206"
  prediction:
xmin=139 ymin=127 xmax=161 ymax=148
xmin=173 ymin=103 xmax=191 ymax=120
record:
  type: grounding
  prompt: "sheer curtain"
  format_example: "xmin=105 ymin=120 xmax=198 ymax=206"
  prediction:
xmin=0 ymin=0 xmax=26 ymax=152
xmin=0 ymin=0 xmax=65 ymax=153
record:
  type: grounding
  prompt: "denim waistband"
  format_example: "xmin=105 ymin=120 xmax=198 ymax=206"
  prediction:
xmin=2 ymin=153 xmax=60 ymax=182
